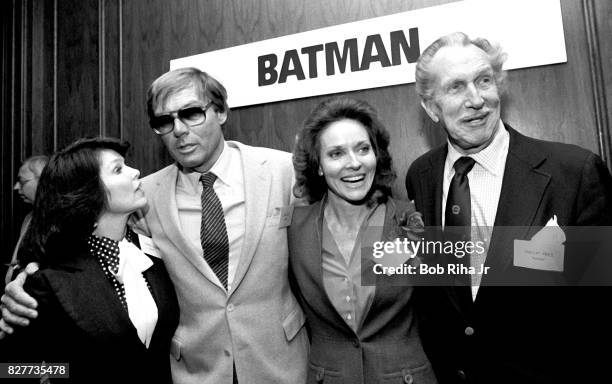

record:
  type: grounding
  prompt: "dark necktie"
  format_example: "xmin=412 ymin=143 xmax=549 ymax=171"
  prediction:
xmin=445 ymin=156 xmax=476 ymax=232
xmin=445 ymin=157 xmax=476 ymax=285
xmin=200 ymin=172 xmax=230 ymax=289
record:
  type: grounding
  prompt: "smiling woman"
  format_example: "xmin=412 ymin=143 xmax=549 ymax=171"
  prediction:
xmin=318 ymin=118 xmax=377 ymax=204
xmin=289 ymin=97 xmax=437 ymax=384
xmin=293 ymin=97 xmax=395 ymax=206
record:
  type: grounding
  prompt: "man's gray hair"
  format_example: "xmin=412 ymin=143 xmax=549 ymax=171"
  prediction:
xmin=415 ymin=32 xmax=507 ymax=101
xmin=23 ymin=155 xmax=49 ymax=177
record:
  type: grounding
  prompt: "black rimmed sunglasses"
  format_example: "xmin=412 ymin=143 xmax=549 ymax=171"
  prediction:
xmin=149 ymin=102 xmax=213 ymax=135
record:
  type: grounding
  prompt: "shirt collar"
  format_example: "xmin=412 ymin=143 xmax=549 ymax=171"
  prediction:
xmin=319 ymin=193 xmax=382 ymax=224
xmin=88 ymin=233 xmax=120 ymax=251
xmin=178 ymin=140 xmax=235 ymax=191
xmin=445 ymin=120 xmax=509 ymax=177
xmin=88 ymin=233 xmax=121 ymax=273
xmin=208 ymin=140 xmax=232 ymax=186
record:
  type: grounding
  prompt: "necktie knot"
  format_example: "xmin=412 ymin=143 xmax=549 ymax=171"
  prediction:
xmin=200 ymin=172 xmax=217 ymax=189
xmin=453 ymin=156 xmax=476 ymax=177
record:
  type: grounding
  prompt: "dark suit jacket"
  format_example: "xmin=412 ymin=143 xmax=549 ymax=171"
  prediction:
xmin=405 ymin=124 xmax=612 ymax=384
xmin=1 ymin=244 xmax=179 ymax=384
xmin=288 ymin=198 xmax=438 ymax=384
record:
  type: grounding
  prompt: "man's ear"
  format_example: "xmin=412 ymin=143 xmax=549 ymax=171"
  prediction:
xmin=421 ymin=100 xmax=440 ymax=123
xmin=217 ymin=110 xmax=228 ymax=125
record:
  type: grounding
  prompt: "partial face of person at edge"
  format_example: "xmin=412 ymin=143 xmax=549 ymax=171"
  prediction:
xmin=318 ymin=119 xmax=377 ymax=205
xmin=99 ymin=149 xmax=147 ymax=215
xmin=154 ymin=85 xmax=227 ymax=173
xmin=14 ymin=164 xmax=39 ymax=205
xmin=422 ymin=44 xmax=502 ymax=154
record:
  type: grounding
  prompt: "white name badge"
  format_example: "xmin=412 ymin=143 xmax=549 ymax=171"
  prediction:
xmin=513 ymin=239 xmax=564 ymax=272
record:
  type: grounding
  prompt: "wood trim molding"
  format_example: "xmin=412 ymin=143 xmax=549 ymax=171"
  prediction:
xmin=118 ymin=0 xmax=123 ymax=140
xmin=53 ymin=0 xmax=58 ymax=151
xmin=99 ymin=0 xmax=106 ymax=137
xmin=583 ymin=0 xmax=612 ymax=168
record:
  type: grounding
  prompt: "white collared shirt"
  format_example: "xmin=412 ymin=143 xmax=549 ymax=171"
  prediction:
xmin=442 ymin=121 xmax=510 ymax=299
xmin=175 ymin=141 xmax=246 ymax=292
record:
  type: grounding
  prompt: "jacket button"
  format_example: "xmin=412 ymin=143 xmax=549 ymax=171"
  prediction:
xmin=464 ymin=326 xmax=474 ymax=336
xmin=458 ymin=370 xmax=467 ymax=380
xmin=403 ymin=373 xmax=414 ymax=383
xmin=227 ymin=304 xmax=235 ymax=312
xmin=352 ymin=339 xmax=360 ymax=348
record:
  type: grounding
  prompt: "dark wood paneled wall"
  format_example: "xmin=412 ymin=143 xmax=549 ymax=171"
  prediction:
xmin=2 ymin=0 xmax=612 ymax=261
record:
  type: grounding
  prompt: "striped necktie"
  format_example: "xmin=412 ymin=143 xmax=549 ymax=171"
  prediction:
xmin=200 ymin=172 xmax=230 ymax=289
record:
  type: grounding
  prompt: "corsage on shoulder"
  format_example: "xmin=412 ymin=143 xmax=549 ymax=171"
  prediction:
xmin=398 ymin=208 xmax=425 ymax=242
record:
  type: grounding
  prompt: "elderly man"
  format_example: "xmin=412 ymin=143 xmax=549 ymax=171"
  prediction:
xmin=406 ymin=32 xmax=612 ymax=383
xmin=6 ymin=155 xmax=48 ymax=285
xmin=1 ymin=68 xmax=308 ymax=384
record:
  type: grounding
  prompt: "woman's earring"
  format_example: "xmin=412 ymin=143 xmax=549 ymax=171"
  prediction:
xmin=318 ymin=169 xmax=323 ymax=176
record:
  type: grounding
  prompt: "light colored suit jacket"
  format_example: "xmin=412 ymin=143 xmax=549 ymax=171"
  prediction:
xmin=136 ymin=141 xmax=308 ymax=384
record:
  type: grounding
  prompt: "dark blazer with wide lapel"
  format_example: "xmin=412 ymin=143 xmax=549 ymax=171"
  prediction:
xmin=288 ymin=197 xmax=437 ymax=384
xmin=406 ymin=124 xmax=612 ymax=384
xmin=3 ymin=244 xmax=179 ymax=384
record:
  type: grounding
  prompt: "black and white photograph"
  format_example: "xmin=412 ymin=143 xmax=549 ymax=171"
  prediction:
xmin=1 ymin=0 xmax=611 ymax=383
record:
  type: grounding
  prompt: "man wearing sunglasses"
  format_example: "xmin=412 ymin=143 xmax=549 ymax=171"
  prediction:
xmin=1 ymin=67 xmax=308 ymax=384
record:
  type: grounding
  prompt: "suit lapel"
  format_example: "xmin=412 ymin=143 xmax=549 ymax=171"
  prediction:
xmin=142 ymin=258 xmax=175 ymax=348
xmin=50 ymin=252 xmax=140 ymax=344
xmin=423 ymin=127 xmax=552 ymax=309
xmin=152 ymin=165 xmax=223 ymax=289
xmin=420 ymin=146 xmax=446 ymax=227
xmin=484 ymin=126 xmax=551 ymax=276
xmin=230 ymin=143 xmax=270 ymax=295
xmin=142 ymin=262 xmax=165 ymax=311
xmin=360 ymin=200 xmax=402 ymax=336
xmin=300 ymin=201 xmax=358 ymax=335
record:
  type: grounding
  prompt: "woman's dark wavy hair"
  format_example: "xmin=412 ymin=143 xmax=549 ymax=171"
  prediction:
xmin=293 ymin=97 xmax=396 ymax=205
xmin=18 ymin=137 xmax=129 ymax=267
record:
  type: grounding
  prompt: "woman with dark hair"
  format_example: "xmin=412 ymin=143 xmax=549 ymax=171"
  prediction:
xmin=289 ymin=97 xmax=437 ymax=383
xmin=2 ymin=137 xmax=178 ymax=384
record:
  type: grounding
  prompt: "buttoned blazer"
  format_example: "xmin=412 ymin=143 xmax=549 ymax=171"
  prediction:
xmin=406 ymin=124 xmax=612 ymax=384
xmin=1 ymin=245 xmax=179 ymax=384
xmin=288 ymin=197 xmax=438 ymax=384
xmin=136 ymin=141 xmax=309 ymax=384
